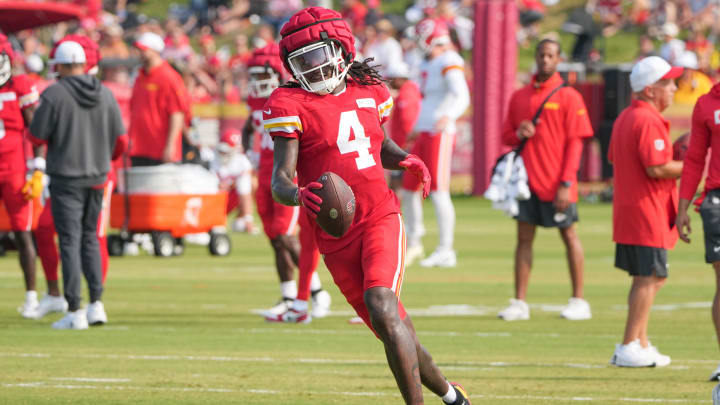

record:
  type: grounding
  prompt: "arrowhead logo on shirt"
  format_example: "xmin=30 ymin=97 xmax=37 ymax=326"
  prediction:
xmin=715 ymin=109 xmax=720 ymax=125
xmin=654 ymin=139 xmax=665 ymax=151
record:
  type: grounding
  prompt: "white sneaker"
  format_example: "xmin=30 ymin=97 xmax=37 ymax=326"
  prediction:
xmin=646 ymin=343 xmax=671 ymax=367
xmin=34 ymin=295 xmax=68 ymax=319
xmin=709 ymin=362 xmax=720 ymax=381
xmin=261 ymin=297 xmax=294 ymax=318
xmin=52 ymin=309 xmax=89 ymax=330
xmin=405 ymin=245 xmax=425 ymax=266
xmin=18 ymin=295 xmax=39 ymax=319
xmin=497 ymin=298 xmax=529 ymax=321
xmin=86 ymin=301 xmax=107 ymax=326
xmin=713 ymin=382 xmax=720 ymax=405
xmin=560 ymin=297 xmax=592 ymax=320
xmin=419 ymin=249 xmax=457 ymax=268
xmin=611 ymin=340 xmax=655 ymax=367
xmin=310 ymin=290 xmax=331 ymax=318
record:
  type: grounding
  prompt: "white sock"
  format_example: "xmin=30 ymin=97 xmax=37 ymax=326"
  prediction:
xmin=441 ymin=382 xmax=457 ymax=404
xmin=280 ymin=281 xmax=297 ymax=299
xmin=26 ymin=290 xmax=38 ymax=303
xmin=400 ymin=189 xmax=423 ymax=248
xmin=292 ymin=299 xmax=308 ymax=311
xmin=243 ymin=214 xmax=254 ymax=224
xmin=310 ymin=271 xmax=322 ymax=291
xmin=430 ymin=191 xmax=455 ymax=252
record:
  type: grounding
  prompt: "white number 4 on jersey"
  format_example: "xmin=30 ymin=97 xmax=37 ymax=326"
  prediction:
xmin=337 ymin=110 xmax=376 ymax=170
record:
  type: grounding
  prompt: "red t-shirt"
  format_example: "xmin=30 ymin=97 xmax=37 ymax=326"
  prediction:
xmin=609 ymin=100 xmax=678 ymax=249
xmin=0 ymin=74 xmax=38 ymax=178
xmin=263 ymin=81 xmax=398 ymax=253
xmin=389 ymin=80 xmax=421 ymax=149
xmin=502 ymin=73 xmax=593 ymax=202
xmin=128 ymin=62 xmax=189 ymax=161
xmin=679 ymin=83 xmax=720 ymax=200
xmin=103 ymin=81 xmax=132 ymax=130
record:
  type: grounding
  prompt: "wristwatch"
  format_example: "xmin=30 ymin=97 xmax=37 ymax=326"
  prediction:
xmin=560 ymin=181 xmax=572 ymax=188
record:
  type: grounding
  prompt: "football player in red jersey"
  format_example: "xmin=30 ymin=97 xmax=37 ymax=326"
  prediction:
xmin=0 ymin=34 xmax=43 ymax=318
xmin=241 ymin=43 xmax=331 ymax=322
xmin=266 ymin=7 xmax=470 ymax=405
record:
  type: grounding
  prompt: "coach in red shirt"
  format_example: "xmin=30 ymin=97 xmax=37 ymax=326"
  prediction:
xmin=128 ymin=32 xmax=189 ymax=166
xmin=609 ymin=56 xmax=683 ymax=367
xmin=677 ymin=63 xmax=720 ymax=380
xmin=498 ymin=39 xmax=594 ymax=321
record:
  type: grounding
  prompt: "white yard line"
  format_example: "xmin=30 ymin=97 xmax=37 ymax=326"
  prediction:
xmin=1 ymin=381 xmax=707 ymax=403
xmin=50 ymin=378 xmax=131 ymax=383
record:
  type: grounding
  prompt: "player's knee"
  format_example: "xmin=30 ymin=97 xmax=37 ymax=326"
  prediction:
xmin=364 ymin=288 xmax=401 ymax=337
xmin=271 ymin=234 xmax=295 ymax=251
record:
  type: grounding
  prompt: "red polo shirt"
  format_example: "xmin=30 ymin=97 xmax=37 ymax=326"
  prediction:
xmin=679 ymin=83 xmax=720 ymax=200
xmin=389 ymin=80 xmax=421 ymax=149
xmin=128 ymin=61 xmax=189 ymax=161
xmin=502 ymin=72 xmax=593 ymax=202
xmin=609 ymin=99 xmax=678 ymax=249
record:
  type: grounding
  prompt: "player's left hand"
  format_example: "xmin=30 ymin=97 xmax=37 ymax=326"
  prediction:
xmin=22 ymin=170 xmax=44 ymax=200
xmin=399 ymin=154 xmax=431 ymax=199
xmin=554 ymin=185 xmax=570 ymax=212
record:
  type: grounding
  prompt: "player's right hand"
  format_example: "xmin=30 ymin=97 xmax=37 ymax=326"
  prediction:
xmin=676 ymin=210 xmax=692 ymax=243
xmin=297 ymin=183 xmax=323 ymax=218
xmin=517 ymin=120 xmax=536 ymax=139
xmin=22 ymin=170 xmax=44 ymax=200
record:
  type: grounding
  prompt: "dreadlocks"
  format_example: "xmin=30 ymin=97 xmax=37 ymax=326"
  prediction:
xmin=346 ymin=57 xmax=386 ymax=86
xmin=281 ymin=57 xmax=385 ymax=89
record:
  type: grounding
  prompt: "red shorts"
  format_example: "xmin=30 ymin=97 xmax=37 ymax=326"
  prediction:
xmin=323 ymin=212 xmax=408 ymax=337
xmin=0 ymin=172 xmax=34 ymax=231
xmin=402 ymin=131 xmax=455 ymax=192
xmin=255 ymin=182 xmax=299 ymax=240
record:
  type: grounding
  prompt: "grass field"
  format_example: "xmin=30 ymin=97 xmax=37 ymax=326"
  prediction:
xmin=0 ymin=197 xmax=717 ymax=404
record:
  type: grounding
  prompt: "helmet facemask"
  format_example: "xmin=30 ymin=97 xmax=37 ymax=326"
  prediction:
xmin=248 ymin=65 xmax=280 ymax=98
xmin=287 ymin=41 xmax=350 ymax=95
xmin=0 ymin=53 xmax=11 ymax=87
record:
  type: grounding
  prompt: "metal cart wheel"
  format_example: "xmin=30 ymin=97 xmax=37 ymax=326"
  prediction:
xmin=152 ymin=231 xmax=175 ymax=257
xmin=208 ymin=233 xmax=231 ymax=256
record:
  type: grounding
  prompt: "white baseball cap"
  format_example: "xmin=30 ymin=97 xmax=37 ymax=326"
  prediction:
xmin=385 ymin=61 xmax=410 ymax=79
xmin=629 ymin=56 xmax=683 ymax=92
xmin=52 ymin=41 xmax=86 ymax=64
xmin=25 ymin=54 xmax=44 ymax=73
xmin=134 ymin=32 xmax=165 ymax=53
xmin=676 ymin=50 xmax=698 ymax=70
xmin=661 ymin=22 xmax=679 ymax=37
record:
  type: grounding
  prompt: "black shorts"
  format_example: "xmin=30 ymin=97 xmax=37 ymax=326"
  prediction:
xmin=515 ymin=192 xmax=578 ymax=229
xmin=700 ymin=189 xmax=720 ymax=264
xmin=615 ymin=243 xmax=668 ymax=277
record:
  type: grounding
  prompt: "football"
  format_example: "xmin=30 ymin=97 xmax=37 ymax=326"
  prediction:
xmin=314 ymin=172 xmax=356 ymax=238
xmin=673 ymin=133 xmax=690 ymax=161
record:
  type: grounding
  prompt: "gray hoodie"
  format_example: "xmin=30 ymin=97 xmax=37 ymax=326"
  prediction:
xmin=30 ymin=74 xmax=125 ymax=187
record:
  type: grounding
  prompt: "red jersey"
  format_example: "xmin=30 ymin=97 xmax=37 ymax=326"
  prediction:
xmin=502 ymin=73 xmax=593 ymax=202
xmin=128 ymin=61 xmax=189 ymax=161
xmin=263 ymin=81 xmax=397 ymax=253
xmin=609 ymin=100 xmax=678 ymax=249
xmin=0 ymin=75 xmax=38 ymax=175
xmin=680 ymin=83 xmax=720 ymax=200
xmin=389 ymin=80 xmax=421 ymax=149
xmin=247 ymin=96 xmax=275 ymax=186
xmin=104 ymin=81 xmax=132 ymax=130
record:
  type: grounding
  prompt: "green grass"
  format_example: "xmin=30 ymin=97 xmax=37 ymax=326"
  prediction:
xmin=0 ymin=197 xmax=716 ymax=404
